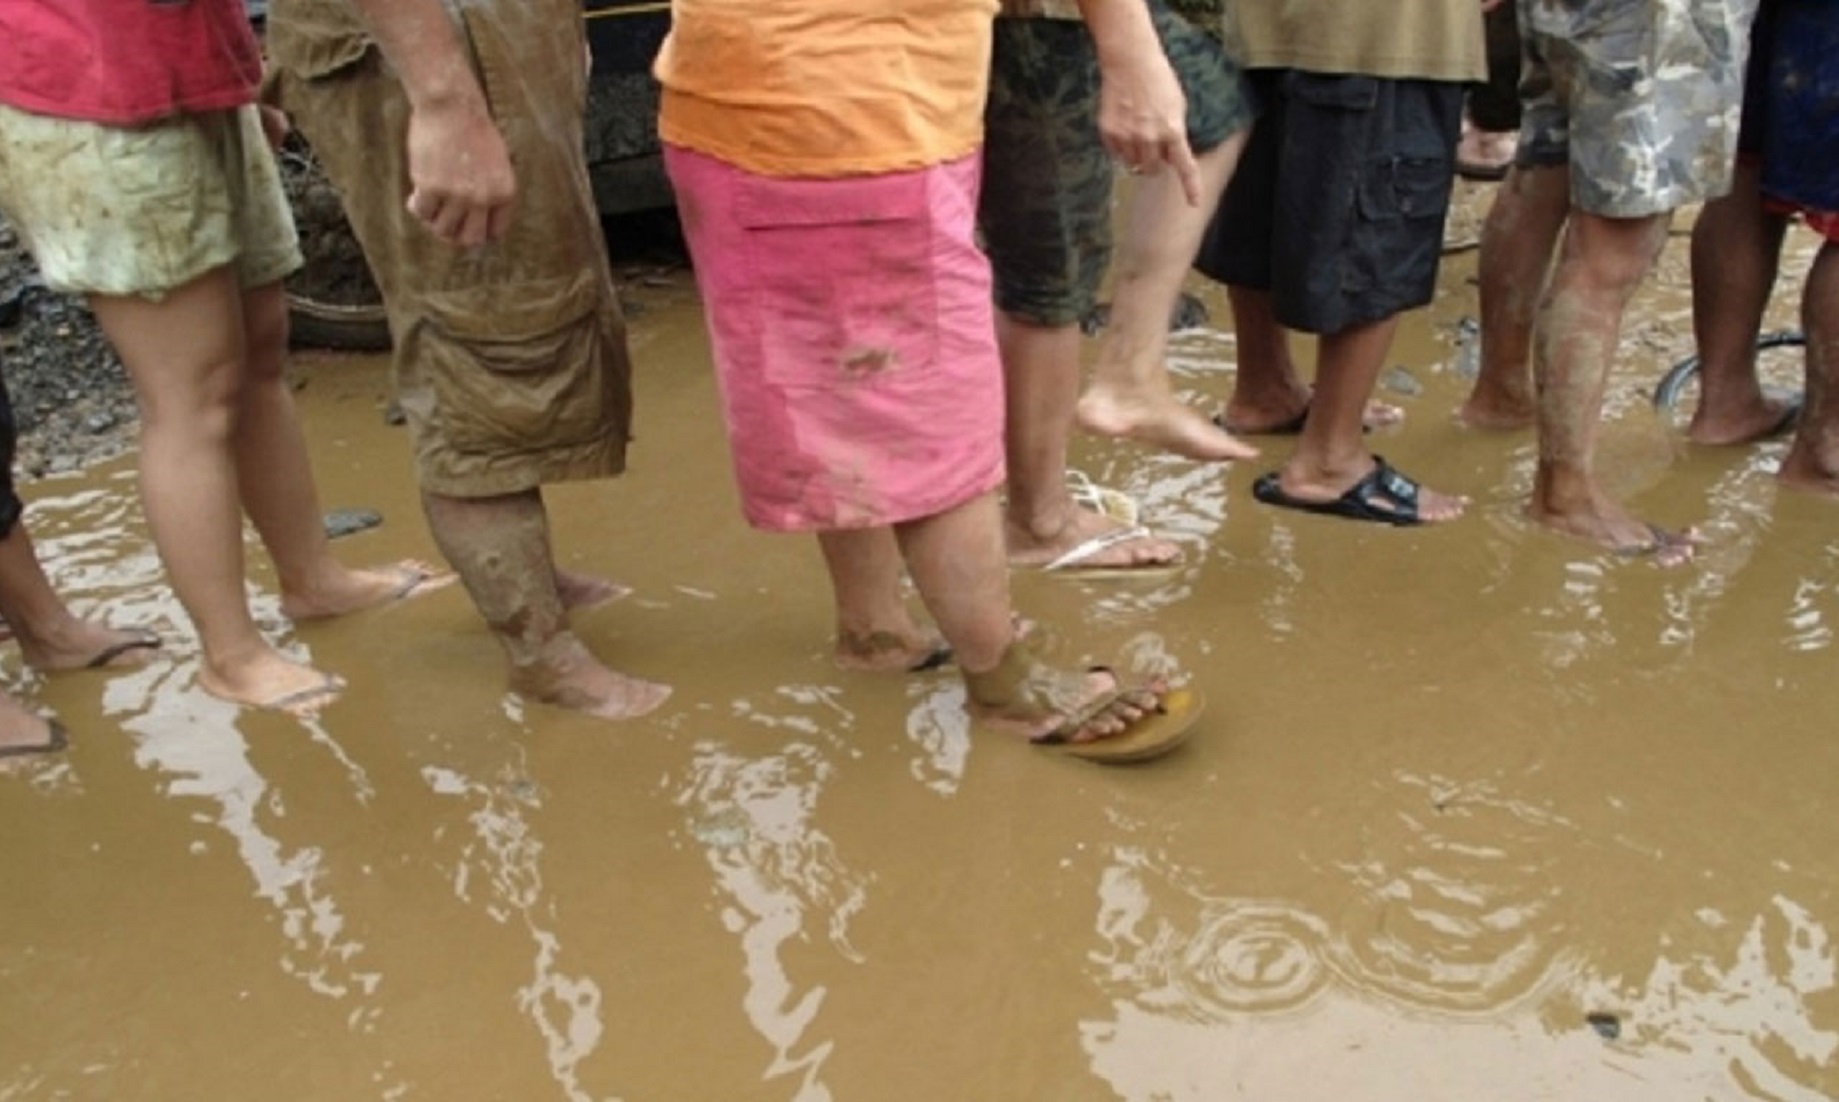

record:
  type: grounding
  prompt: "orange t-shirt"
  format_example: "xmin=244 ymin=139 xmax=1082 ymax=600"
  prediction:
xmin=655 ymin=0 xmax=999 ymax=178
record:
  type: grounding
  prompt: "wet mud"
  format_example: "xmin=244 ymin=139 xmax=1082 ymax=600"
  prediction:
xmin=3 ymin=189 xmax=1837 ymax=1100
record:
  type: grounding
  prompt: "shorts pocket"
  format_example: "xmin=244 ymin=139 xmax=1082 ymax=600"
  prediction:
xmin=413 ymin=271 xmax=617 ymax=454
xmin=735 ymin=173 xmax=939 ymax=389
xmin=1357 ymin=155 xmax=1452 ymax=223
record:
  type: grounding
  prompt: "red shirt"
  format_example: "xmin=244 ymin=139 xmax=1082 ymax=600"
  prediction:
xmin=0 ymin=0 xmax=263 ymax=125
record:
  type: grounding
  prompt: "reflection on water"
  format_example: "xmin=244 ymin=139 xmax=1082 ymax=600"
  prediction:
xmin=5 ymin=219 xmax=1839 ymax=1099
xmin=423 ymin=762 xmax=607 ymax=1102
xmin=678 ymin=728 xmax=870 ymax=1101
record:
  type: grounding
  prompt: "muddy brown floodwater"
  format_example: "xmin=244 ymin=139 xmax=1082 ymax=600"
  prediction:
xmin=4 ymin=187 xmax=1837 ymax=1101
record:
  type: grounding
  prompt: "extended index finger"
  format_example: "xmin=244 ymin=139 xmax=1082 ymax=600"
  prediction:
xmin=1167 ymin=141 xmax=1202 ymax=207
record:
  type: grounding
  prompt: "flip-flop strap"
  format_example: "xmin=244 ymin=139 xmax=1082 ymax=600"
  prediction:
xmin=84 ymin=633 xmax=162 ymax=669
xmin=1355 ymin=457 xmax=1422 ymax=522
xmin=1042 ymin=525 xmax=1155 ymax=572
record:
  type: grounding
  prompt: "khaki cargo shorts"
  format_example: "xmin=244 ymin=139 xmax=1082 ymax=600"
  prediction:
xmin=0 ymin=102 xmax=300 ymax=298
xmin=273 ymin=0 xmax=632 ymax=499
xmin=1517 ymin=0 xmax=1759 ymax=218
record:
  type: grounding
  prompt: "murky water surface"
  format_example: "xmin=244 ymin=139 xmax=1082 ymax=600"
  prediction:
xmin=4 ymin=195 xmax=1836 ymax=1100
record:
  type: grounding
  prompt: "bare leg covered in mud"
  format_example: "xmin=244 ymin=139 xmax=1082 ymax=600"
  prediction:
xmin=1076 ymin=136 xmax=1259 ymax=463
xmin=1236 ymin=292 xmax=1468 ymax=524
xmin=230 ymin=282 xmax=456 ymax=622
xmin=892 ymin=492 xmax=1194 ymax=761
xmin=421 ymin=488 xmax=669 ymax=721
xmin=1000 ymin=315 xmax=1181 ymax=571
xmin=818 ymin=527 xmax=950 ymax=672
xmin=1528 ymin=210 xmax=1694 ymax=561
xmin=1217 ymin=285 xmax=1405 ymax=435
xmin=91 ymin=268 xmax=343 ymax=714
xmin=0 ymin=521 xmax=159 ymax=673
xmin=1779 ymin=241 xmax=1839 ymax=496
xmin=1461 ymin=164 xmax=1572 ymax=430
xmin=1687 ymin=163 xmax=1799 ymax=446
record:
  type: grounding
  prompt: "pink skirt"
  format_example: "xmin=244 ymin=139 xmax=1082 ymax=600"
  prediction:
xmin=666 ymin=145 xmax=1006 ymax=532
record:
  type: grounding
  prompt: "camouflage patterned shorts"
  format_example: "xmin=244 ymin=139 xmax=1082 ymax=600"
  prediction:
xmin=979 ymin=0 xmax=1254 ymax=324
xmin=1517 ymin=0 xmax=1760 ymax=218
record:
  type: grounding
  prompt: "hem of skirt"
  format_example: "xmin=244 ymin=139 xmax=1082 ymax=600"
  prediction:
xmin=738 ymin=464 xmax=1005 ymax=534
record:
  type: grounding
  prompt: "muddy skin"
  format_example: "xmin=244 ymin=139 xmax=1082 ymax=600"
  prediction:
xmin=833 ymin=628 xmax=949 ymax=674
xmin=1779 ymin=242 xmax=1839 ymax=497
xmin=1461 ymin=167 xmax=1570 ymax=431
xmin=422 ymin=488 xmax=669 ymax=721
xmin=817 ymin=527 xmax=952 ymax=672
xmin=960 ymin=639 xmax=1157 ymax=745
xmin=1529 ymin=214 xmax=1692 ymax=561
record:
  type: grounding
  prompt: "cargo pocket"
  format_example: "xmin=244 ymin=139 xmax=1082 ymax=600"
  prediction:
xmin=1347 ymin=150 xmax=1451 ymax=299
xmin=734 ymin=173 xmax=939 ymax=390
xmin=413 ymin=272 xmax=616 ymax=455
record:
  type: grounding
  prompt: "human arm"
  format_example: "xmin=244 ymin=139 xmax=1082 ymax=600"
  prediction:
xmin=341 ymin=0 xmax=517 ymax=245
xmin=1075 ymin=0 xmax=1201 ymax=205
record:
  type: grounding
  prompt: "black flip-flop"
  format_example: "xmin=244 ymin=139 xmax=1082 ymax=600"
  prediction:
xmin=84 ymin=632 xmax=163 ymax=670
xmin=1251 ymin=456 xmax=1428 ymax=527
xmin=0 ymin=719 xmax=69 ymax=760
xmin=908 ymin=643 xmax=954 ymax=673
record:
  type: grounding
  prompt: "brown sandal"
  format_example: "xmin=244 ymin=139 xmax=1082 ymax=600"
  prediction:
xmin=963 ymin=643 xmax=1204 ymax=765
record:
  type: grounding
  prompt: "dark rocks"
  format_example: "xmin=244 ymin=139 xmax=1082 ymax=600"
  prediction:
xmin=322 ymin=508 xmax=384 ymax=540
xmin=1 ymin=213 xmax=139 ymax=476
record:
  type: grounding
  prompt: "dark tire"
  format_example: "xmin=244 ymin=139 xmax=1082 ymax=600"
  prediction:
xmin=1652 ymin=329 xmax=1805 ymax=412
xmin=277 ymin=132 xmax=393 ymax=352
xmin=286 ymin=294 xmax=392 ymax=352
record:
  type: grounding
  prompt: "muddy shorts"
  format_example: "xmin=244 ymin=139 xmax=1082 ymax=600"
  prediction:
xmin=273 ymin=0 xmax=631 ymax=499
xmin=0 ymin=103 xmax=300 ymax=299
xmin=1196 ymin=70 xmax=1464 ymax=336
xmin=667 ymin=146 xmax=1006 ymax=533
xmin=1516 ymin=0 xmax=1758 ymax=218
xmin=978 ymin=0 xmax=1255 ymax=326
xmin=1742 ymin=0 xmax=1839 ymax=242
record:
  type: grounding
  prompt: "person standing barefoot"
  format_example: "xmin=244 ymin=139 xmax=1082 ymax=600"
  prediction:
xmin=0 ymin=0 xmax=452 ymax=716
xmin=268 ymin=0 xmax=669 ymax=721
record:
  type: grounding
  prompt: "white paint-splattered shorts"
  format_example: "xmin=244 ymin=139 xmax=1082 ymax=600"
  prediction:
xmin=0 ymin=102 xmax=300 ymax=299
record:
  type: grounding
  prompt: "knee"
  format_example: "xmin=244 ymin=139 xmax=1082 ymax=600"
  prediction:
xmin=138 ymin=357 xmax=246 ymax=440
xmin=1561 ymin=221 xmax=1667 ymax=298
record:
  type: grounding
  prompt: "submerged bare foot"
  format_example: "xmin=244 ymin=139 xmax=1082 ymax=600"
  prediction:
xmin=1077 ymin=386 xmax=1260 ymax=462
xmin=1456 ymin=387 xmax=1538 ymax=431
xmin=555 ymin=568 xmax=632 ymax=613
xmin=511 ymin=634 xmax=671 ymax=721
xmin=1007 ymin=501 xmax=1182 ymax=572
xmin=198 ymin=647 xmax=347 ymax=716
xmin=1687 ymin=391 xmax=1801 ymax=446
xmin=835 ymin=628 xmax=952 ymax=673
xmin=1527 ymin=497 xmax=1699 ymax=567
xmin=1777 ymin=444 xmax=1839 ymax=498
xmin=282 ymin=559 xmax=458 ymax=621
xmin=15 ymin=618 xmax=161 ymax=673
xmin=0 ymin=692 xmax=65 ymax=760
